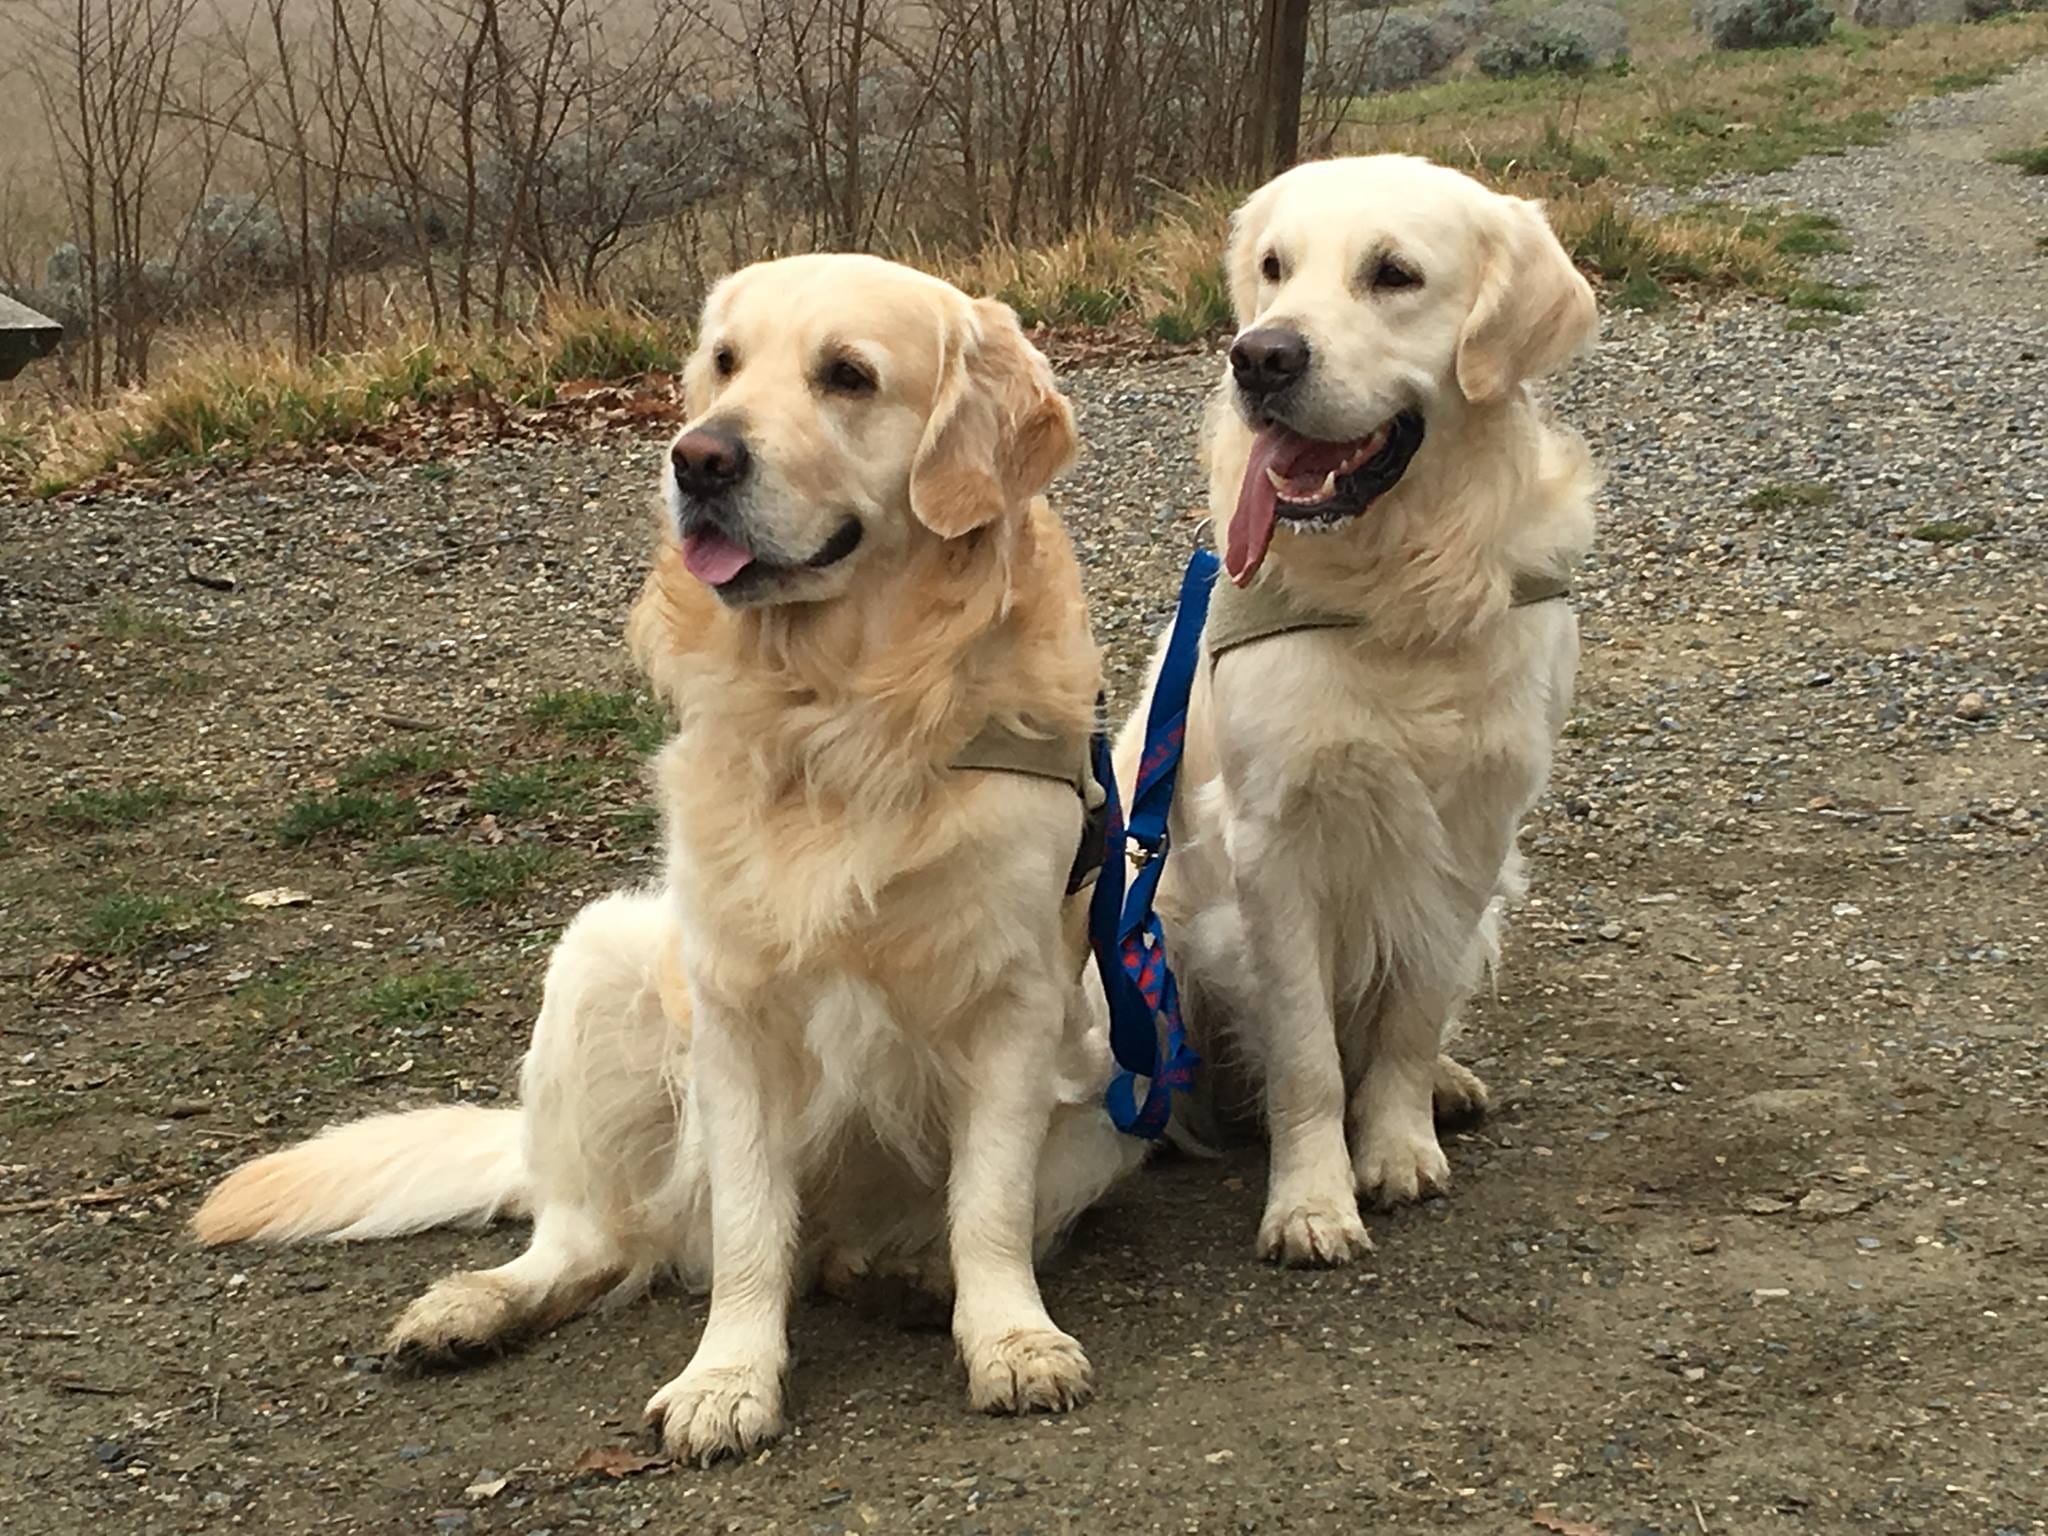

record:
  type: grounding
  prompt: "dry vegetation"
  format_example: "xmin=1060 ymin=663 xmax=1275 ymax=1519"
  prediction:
xmin=2 ymin=0 xmax=2045 ymax=493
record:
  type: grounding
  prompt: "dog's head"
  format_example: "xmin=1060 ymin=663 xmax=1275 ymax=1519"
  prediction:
xmin=1217 ymin=155 xmax=1596 ymax=584
xmin=665 ymin=253 xmax=1076 ymax=608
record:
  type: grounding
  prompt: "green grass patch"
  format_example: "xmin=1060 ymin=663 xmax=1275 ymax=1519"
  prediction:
xmin=356 ymin=966 xmax=477 ymax=1029
xmin=437 ymin=845 xmax=558 ymax=909
xmin=1148 ymin=265 xmax=1232 ymax=344
xmin=1783 ymin=280 xmax=1869 ymax=314
xmin=365 ymin=836 xmax=448 ymax=872
xmin=47 ymin=781 xmax=187 ymax=831
xmin=1747 ymin=481 xmax=1838 ymax=512
xmin=609 ymin=803 xmax=661 ymax=848
xmin=99 ymin=601 xmax=189 ymax=644
xmin=1909 ymin=518 xmax=1984 ymax=544
xmin=77 ymin=888 xmax=234 ymax=957
xmin=277 ymin=788 xmax=419 ymax=846
xmin=1992 ymin=143 xmax=2048 ymax=175
xmin=337 ymin=740 xmax=468 ymax=788
xmin=1614 ymin=271 xmax=1672 ymax=311
xmin=524 ymin=688 xmax=668 ymax=754
xmin=470 ymin=761 xmax=600 ymax=818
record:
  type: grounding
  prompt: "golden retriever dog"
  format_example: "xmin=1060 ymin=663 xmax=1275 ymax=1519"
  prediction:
xmin=194 ymin=254 xmax=1149 ymax=1461
xmin=1116 ymin=156 xmax=1598 ymax=1266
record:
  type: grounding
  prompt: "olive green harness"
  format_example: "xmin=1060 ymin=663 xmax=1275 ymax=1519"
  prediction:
xmin=1203 ymin=569 xmax=1573 ymax=659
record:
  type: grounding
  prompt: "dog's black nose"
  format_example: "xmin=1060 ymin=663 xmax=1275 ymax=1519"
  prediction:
xmin=670 ymin=427 xmax=750 ymax=497
xmin=1229 ymin=327 xmax=1311 ymax=398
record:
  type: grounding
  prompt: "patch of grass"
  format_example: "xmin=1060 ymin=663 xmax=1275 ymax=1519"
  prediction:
xmin=436 ymin=844 xmax=558 ymax=909
xmin=277 ymin=788 xmax=419 ymax=846
xmin=524 ymin=688 xmax=668 ymax=754
xmin=533 ymin=299 xmax=688 ymax=386
xmin=1614 ymin=271 xmax=1673 ymax=311
xmin=76 ymin=888 xmax=234 ymax=958
xmin=356 ymin=966 xmax=477 ymax=1029
xmin=1783 ymin=279 xmax=1869 ymax=315
xmin=1747 ymin=210 xmax=1849 ymax=257
xmin=365 ymin=836 xmax=448 ymax=871
xmin=412 ymin=460 xmax=459 ymax=484
xmin=337 ymin=740 xmax=467 ymax=788
xmin=1992 ymin=143 xmax=2048 ymax=175
xmin=470 ymin=761 xmax=599 ymax=818
xmin=99 ymin=601 xmax=189 ymax=644
xmin=1747 ymin=481 xmax=1838 ymax=512
xmin=609 ymin=803 xmax=661 ymax=848
xmin=154 ymin=667 xmax=218 ymax=698
xmin=1909 ymin=518 xmax=1984 ymax=544
xmin=27 ymin=299 xmax=688 ymax=491
xmin=47 ymin=781 xmax=187 ymax=830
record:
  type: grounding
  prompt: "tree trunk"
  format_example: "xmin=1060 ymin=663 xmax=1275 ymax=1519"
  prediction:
xmin=1246 ymin=0 xmax=1308 ymax=180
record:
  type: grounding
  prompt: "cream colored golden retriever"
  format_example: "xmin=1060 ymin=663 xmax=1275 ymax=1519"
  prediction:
xmin=194 ymin=254 xmax=1148 ymax=1461
xmin=1116 ymin=155 xmax=1598 ymax=1266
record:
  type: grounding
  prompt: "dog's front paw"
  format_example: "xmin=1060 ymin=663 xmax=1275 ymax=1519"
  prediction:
xmin=645 ymin=1362 xmax=784 ymax=1465
xmin=964 ymin=1327 xmax=1094 ymax=1415
xmin=385 ymin=1273 xmax=521 ymax=1366
xmin=1354 ymin=1124 xmax=1452 ymax=1208
xmin=1432 ymin=1053 xmax=1491 ymax=1127
xmin=1256 ymin=1195 xmax=1373 ymax=1267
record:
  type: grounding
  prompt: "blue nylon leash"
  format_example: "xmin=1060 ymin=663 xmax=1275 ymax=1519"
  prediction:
xmin=1089 ymin=546 xmax=1219 ymax=1138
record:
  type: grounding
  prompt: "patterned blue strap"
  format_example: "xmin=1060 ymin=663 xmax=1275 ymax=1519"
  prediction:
xmin=1091 ymin=548 xmax=1219 ymax=1137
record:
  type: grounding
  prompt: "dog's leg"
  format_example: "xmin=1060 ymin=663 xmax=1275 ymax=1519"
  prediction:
xmin=645 ymin=1014 xmax=796 ymax=1465
xmin=386 ymin=889 xmax=681 ymax=1363
xmin=946 ymin=987 xmax=1094 ymax=1416
xmin=1353 ymin=925 xmax=1490 ymax=1206
xmin=1236 ymin=857 xmax=1373 ymax=1267
xmin=386 ymin=1203 xmax=626 ymax=1363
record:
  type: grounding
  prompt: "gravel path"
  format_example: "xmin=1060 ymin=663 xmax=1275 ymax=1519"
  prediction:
xmin=4 ymin=63 xmax=2046 ymax=1536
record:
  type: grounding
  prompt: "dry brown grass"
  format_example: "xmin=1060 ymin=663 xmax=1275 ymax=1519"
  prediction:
xmin=10 ymin=8 xmax=2046 ymax=493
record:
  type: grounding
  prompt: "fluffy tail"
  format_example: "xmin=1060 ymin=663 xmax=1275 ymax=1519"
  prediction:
xmin=192 ymin=1104 xmax=527 ymax=1245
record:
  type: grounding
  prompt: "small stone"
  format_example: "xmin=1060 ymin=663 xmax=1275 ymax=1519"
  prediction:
xmin=1954 ymin=692 xmax=1990 ymax=721
xmin=398 ymin=1444 xmax=432 ymax=1462
xmin=1204 ymin=1449 xmax=1236 ymax=1465
xmin=1752 ymin=1287 xmax=1791 ymax=1303
xmin=1597 ymin=921 xmax=1625 ymax=941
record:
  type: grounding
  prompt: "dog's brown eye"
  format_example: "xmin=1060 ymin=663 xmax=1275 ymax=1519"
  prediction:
xmin=712 ymin=344 xmax=737 ymax=378
xmin=1372 ymin=257 xmax=1422 ymax=292
xmin=1260 ymin=252 xmax=1282 ymax=283
xmin=822 ymin=358 xmax=876 ymax=396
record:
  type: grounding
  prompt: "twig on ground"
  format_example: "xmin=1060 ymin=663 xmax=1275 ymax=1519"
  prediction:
xmin=0 ymin=1176 xmax=180 ymax=1217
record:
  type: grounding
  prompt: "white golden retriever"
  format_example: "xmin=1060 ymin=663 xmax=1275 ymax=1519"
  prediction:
xmin=194 ymin=254 xmax=1148 ymax=1461
xmin=1116 ymin=156 xmax=1598 ymax=1266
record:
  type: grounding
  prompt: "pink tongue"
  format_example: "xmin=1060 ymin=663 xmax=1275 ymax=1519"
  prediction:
xmin=681 ymin=529 xmax=754 ymax=587
xmin=1226 ymin=430 xmax=1288 ymax=587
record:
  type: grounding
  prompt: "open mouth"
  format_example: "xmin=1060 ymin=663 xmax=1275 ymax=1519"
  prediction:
xmin=680 ymin=513 xmax=864 ymax=601
xmin=1225 ymin=411 xmax=1425 ymax=586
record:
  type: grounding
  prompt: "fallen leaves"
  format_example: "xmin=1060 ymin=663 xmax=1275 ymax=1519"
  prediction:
xmin=568 ymin=1447 xmax=668 ymax=1480
xmin=242 ymin=887 xmax=312 ymax=908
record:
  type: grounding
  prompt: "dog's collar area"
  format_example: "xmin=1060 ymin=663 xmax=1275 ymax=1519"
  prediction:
xmin=1204 ymin=568 xmax=1572 ymax=659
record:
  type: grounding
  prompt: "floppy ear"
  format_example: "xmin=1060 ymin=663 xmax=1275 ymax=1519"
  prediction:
xmin=909 ymin=298 xmax=1077 ymax=538
xmin=1224 ymin=179 xmax=1282 ymax=324
xmin=1455 ymin=196 xmax=1598 ymax=405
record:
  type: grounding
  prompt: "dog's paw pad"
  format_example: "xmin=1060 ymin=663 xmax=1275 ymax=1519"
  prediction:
xmin=1256 ymin=1197 xmax=1373 ymax=1267
xmin=1354 ymin=1129 xmax=1452 ymax=1208
xmin=966 ymin=1328 xmax=1094 ymax=1415
xmin=645 ymin=1363 xmax=784 ymax=1465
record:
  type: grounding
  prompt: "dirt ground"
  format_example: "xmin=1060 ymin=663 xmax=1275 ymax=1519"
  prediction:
xmin=5 ymin=68 xmax=2047 ymax=1536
